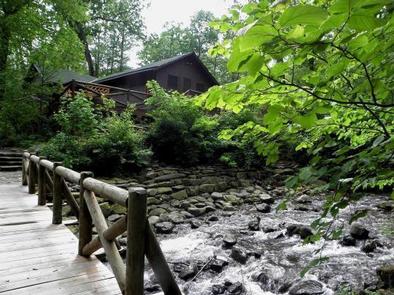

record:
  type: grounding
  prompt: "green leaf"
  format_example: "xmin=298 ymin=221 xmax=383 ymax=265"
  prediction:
xmin=239 ymin=24 xmax=277 ymax=51
xmin=279 ymin=5 xmax=328 ymax=27
xmin=294 ymin=113 xmax=317 ymax=129
xmin=349 ymin=209 xmax=368 ymax=224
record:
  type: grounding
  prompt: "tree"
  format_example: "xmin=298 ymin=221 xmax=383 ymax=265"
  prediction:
xmin=199 ymin=0 xmax=393 ymax=239
xmin=138 ymin=10 xmax=233 ymax=84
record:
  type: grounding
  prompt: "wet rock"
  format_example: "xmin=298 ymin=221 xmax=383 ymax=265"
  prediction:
xmin=230 ymin=247 xmax=248 ymax=264
xmin=144 ymin=281 xmax=161 ymax=293
xmin=296 ymin=194 xmax=311 ymax=203
xmin=223 ymin=234 xmax=237 ymax=248
xmin=248 ymin=217 xmax=261 ymax=231
xmin=262 ymin=226 xmax=277 ymax=233
xmin=212 ymin=284 xmax=226 ymax=294
xmin=377 ymin=201 xmax=393 ymax=212
xmin=154 ymin=221 xmax=175 ymax=234
xmin=156 ymin=187 xmax=173 ymax=194
xmin=252 ymin=272 xmax=269 ymax=285
xmin=205 ymin=205 xmax=216 ymax=212
xmin=100 ymin=202 xmax=112 ymax=218
xmin=286 ymin=224 xmax=313 ymax=239
xmin=171 ymin=189 xmax=188 ymax=200
xmin=148 ymin=207 xmax=167 ymax=217
xmin=199 ymin=184 xmax=216 ymax=193
xmin=288 ymin=280 xmax=324 ymax=295
xmin=147 ymin=188 xmax=158 ymax=196
xmin=210 ymin=258 xmax=229 ymax=273
xmin=188 ymin=206 xmax=206 ymax=217
xmin=256 ymin=203 xmax=271 ymax=213
xmin=211 ymin=192 xmax=224 ymax=200
xmin=179 ymin=264 xmax=197 ymax=281
xmin=361 ymin=240 xmax=378 ymax=253
xmin=377 ymin=265 xmax=394 ymax=288
xmin=350 ymin=223 xmax=369 ymax=240
xmin=224 ymin=194 xmax=241 ymax=205
xmin=259 ymin=193 xmax=274 ymax=204
xmin=226 ymin=282 xmax=246 ymax=294
xmin=147 ymin=196 xmax=161 ymax=205
xmin=153 ymin=173 xmax=185 ymax=182
xmin=190 ymin=219 xmax=202 ymax=229
xmin=340 ymin=235 xmax=356 ymax=246
xmin=208 ymin=215 xmax=219 ymax=222
xmin=163 ymin=212 xmax=184 ymax=224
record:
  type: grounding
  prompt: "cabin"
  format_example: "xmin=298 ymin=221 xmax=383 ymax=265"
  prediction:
xmin=92 ymin=52 xmax=219 ymax=96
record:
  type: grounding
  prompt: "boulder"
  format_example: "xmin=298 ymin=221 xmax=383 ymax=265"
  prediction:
xmin=350 ymin=223 xmax=369 ymax=240
xmin=148 ymin=215 xmax=160 ymax=225
xmin=340 ymin=235 xmax=356 ymax=246
xmin=178 ymin=264 xmax=197 ymax=281
xmin=231 ymin=247 xmax=248 ymax=264
xmin=190 ymin=220 xmax=202 ymax=229
xmin=208 ymin=215 xmax=219 ymax=222
xmin=199 ymin=184 xmax=216 ymax=193
xmin=156 ymin=187 xmax=173 ymax=194
xmin=188 ymin=207 xmax=206 ymax=217
xmin=248 ymin=217 xmax=261 ymax=231
xmin=171 ymin=190 xmax=188 ymax=200
xmin=211 ymin=192 xmax=224 ymax=200
xmin=210 ymin=258 xmax=229 ymax=273
xmin=256 ymin=203 xmax=271 ymax=213
xmin=361 ymin=240 xmax=378 ymax=253
xmin=212 ymin=284 xmax=226 ymax=294
xmin=154 ymin=222 xmax=175 ymax=234
xmin=227 ymin=282 xmax=246 ymax=294
xmin=288 ymin=280 xmax=324 ymax=295
xmin=148 ymin=207 xmax=167 ymax=217
xmin=259 ymin=193 xmax=275 ymax=204
xmin=286 ymin=224 xmax=313 ymax=239
xmin=223 ymin=234 xmax=237 ymax=248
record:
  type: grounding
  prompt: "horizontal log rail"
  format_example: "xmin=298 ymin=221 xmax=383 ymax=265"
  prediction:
xmin=21 ymin=151 xmax=181 ymax=295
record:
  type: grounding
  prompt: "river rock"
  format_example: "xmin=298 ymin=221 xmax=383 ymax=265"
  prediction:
xmin=251 ymin=272 xmax=269 ymax=285
xmin=171 ymin=189 xmax=188 ymax=200
xmin=340 ymin=235 xmax=356 ymax=246
xmin=226 ymin=282 xmax=246 ymax=294
xmin=350 ymin=223 xmax=369 ymax=240
xmin=190 ymin=219 xmax=202 ymax=229
xmin=377 ymin=201 xmax=393 ymax=212
xmin=377 ymin=265 xmax=394 ymax=288
xmin=154 ymin=221 xmax=175 ymax=234
xmin=296 ymin=194 xmax=311 ymax=203
xmin=100 ymin=202 xmax=112 ymax=218
xmin=148 ymin=207 xmax=167 ymax=217
xmin=248 ymin=217 xmax=261 ymax=231
xmin=288 ymin=280 xmax=324 ymax=295
xmin=212 ymin=284 xmax=226 ymax=294
xmin=259 ymin=193 xmax=274 ymax=204
xmin=286 ymin=224 xmax=313 ymax=239
xmin=108 ymin=214 xmax=122 ymax=223
xmin=179 ymin=264 xmax=197 ymax=281
xmin=211 ymin=192 xmax=224 ymax=200
xmin=361 ymin=240 xmax=378 ymax=253
xmin=210 ymin=258 xmax=229 ymax=273
xmin=231 ymin=247 xmax=248 ymax=264
xmin=156 ymin=187 xmax=173 ymax=194
xmin=199 ymin=184 xmax=216 ymax=193
xmin=223 ymin=234 xmax=237 ymax=247
xmin=153 ymin=173 xmax=185 ymax=182
xmin=256 ymin=203 xmax=271 ymax=213
xmin=188 ymin=206 xmax=206 ymax=217
xmin=148 ymin=215 xmax=160 ymax=225
xmin=208 ymin=215 xmax=219 ymax=222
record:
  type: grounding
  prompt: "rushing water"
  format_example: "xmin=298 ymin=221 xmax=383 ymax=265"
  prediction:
xmin=141 ymin=193 xmax=394 ymax=294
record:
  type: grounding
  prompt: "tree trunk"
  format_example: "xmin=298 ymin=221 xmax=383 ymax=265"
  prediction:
xmin=71 ymin=21 xmax=96 ymax=77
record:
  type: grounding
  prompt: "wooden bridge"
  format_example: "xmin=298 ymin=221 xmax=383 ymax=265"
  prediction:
xmin=0 ymin=152 xmax=182 ymax=295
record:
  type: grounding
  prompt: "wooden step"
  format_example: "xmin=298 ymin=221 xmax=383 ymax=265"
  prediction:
xmin=0 ymin=160 xmax=21 ymax=165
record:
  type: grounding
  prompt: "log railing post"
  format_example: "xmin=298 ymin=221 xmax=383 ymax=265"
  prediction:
xmin=52 ymin=162 xmax=63 ymax=224
xmin=125 ymin=187 xmax=147 ymax=295
xmin=37 ymin=157 xmax=47 ymax=205
xmin=79 ymin=171 xmax=93 ymax=256
xmin=28 ymin=155 xmax=37 ymax=194
xmin=21 ymin=151 xmax=28 ymax=186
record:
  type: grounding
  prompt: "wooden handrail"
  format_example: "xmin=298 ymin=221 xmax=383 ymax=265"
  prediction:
xmin=21 ymin=152 xmax=182 ymax=295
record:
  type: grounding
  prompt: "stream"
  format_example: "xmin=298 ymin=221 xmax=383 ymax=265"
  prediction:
xmin=140 ymin=192 xmax=393 ymax=294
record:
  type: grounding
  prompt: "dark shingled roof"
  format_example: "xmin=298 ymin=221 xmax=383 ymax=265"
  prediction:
xmin=92 ymin=52 xmax=218 ymax=85
xmin=47 ymin=70 xmax=96 ymax=84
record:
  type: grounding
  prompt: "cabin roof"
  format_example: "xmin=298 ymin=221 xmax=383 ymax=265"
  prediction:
xmin=92 ymin=52 xmax=219 ymax=85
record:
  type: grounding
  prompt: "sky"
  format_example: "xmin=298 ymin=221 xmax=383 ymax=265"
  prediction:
xmin=127 ymin=0 xmax=234 ymax=67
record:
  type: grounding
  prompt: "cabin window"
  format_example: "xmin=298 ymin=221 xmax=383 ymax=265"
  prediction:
xmin=183 ymin=78 xmax=191 ymax=91
xmin=167 ymin=75 xmax=178 ymax=90
xmin=196 ymin=82 xmax=206 ymax=92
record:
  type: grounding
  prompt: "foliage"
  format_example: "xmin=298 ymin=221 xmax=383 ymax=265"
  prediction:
xmin=199 ymin=0 xmax=394 ymax=191
xmin=146 ymin=81 xmax=262 ymax=167
xmin=41 ymin=92 xmax=150 ymax=174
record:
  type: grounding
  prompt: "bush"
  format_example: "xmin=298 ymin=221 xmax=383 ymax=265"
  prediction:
xmin=41 ymin=93 xmax=150 ymax=175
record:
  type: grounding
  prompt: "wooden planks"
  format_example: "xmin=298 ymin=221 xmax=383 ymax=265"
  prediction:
xmin=0 ymin=184 xmax=120 ymax=294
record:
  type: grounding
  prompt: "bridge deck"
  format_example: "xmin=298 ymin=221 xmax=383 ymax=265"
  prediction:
xmin=0 ymin=184 xmax=121 ymax=294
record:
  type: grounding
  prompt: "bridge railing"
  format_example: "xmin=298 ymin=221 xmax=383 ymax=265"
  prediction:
xmin=22 ymin=152 xmax=182 ymax=295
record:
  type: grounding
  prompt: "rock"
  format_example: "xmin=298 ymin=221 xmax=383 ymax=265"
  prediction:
xmin=148 ymin=207 xmax=167 ymax=217
xmin=108 ymin=214 xmax=122 ymax=223
xmin=153 ymin=173 xmax=186 ymax=182
xmin=148 ymin=215 xmax=160 ymax=225
xmin=111 ymin=204 xmax=126 ymax=215
xmin=147 ymin=188 xmax=158 ymax=196
xmin=188 ymin=207 xmax=206 ymax=217
xmin=208 ymin=215 xmax=219 ymax=222
xmin=199 ymin=184 xmax=216 ymax=193
xmin=230 ymin=247 xmax=248 ymax=264
xmin=286 ymin=224 xmax=313 ymax=239
xmin=179 ymin=264 xmax=197 ymax=281
xmin=377 ymin=201 xmax=393 ymax=212
xmin=154 ymin=222 xmax=175 ymax=234
xmin=340 ymin=235 xmax=356 ymax=246
xmin=288 ymin=280 xmax=324 ymax=295
xmin=100 ymin=202 xmax=112 ymax=218
xmin=252 ymin=272 xmax=269 ymax=285
xmin=224 ymin=194 xmax=241 ymax=205
xmin=226 ymin=282 xmax=246 ymax=294
xmin=377 ymin=265 xmax=394 ymax=288
xmin=211 ymin=192 xmax=224 ymax=200
xmin=164 ymin=212 xmax=185 ymax=224
xmin=350 ymin=223 xmax=369 ymax=240
xmin=256 ymin=203 xmax=271 ymax=213
xmin=259 ymin=193 xmax=274 ymax=204
xmin=223 ymin=234 xmax=237 ymax=248
xmin=262 ymin=226 xmax=277 ymax=233
xmin=361 ymin=240 xmax=378 ymax=253
xmin=212 ymin=284 xmax=226 ymax=294
xmin=296 ymin=194 xmax=311 ymax=203
xmin=156 ymin=187 xmax=173 ymax=194
xmin=205 ymin=205 xmax=216 ymax=212
xmin=248 ymin=217 xmax=261 ymax=231
xmin=147 ymin=196 xmax=161 ymax=205
xmin=171 ymin=190 xmax=188 ymax=200
xmin=190 ymin=220 xmax=202 ymax=229
xmin=210 ymin=258 xmax=229 ymax=273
